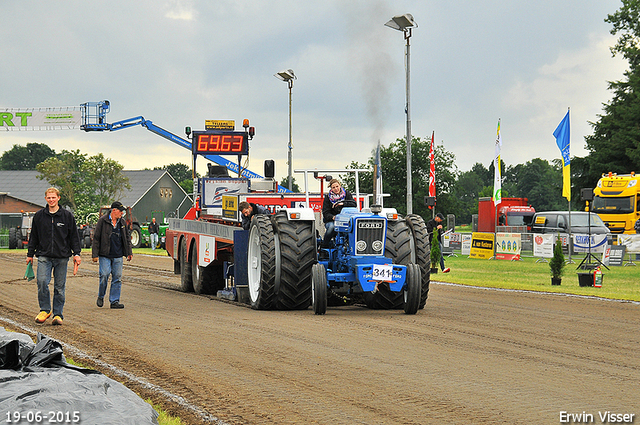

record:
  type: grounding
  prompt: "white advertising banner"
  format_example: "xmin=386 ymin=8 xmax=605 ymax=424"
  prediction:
xmin=572 ymin=234 xmax=608 ymax=253
xmin=495 ymin=233 xmax=522 ymax=260
xmin=618 ymin=234 xmax=640 ymax=254
xmin=198 ymin=235 xmax=216 ymax=265
xmin=461 ymin=234 xmax=472 ymax=256
xmin=201 ymin=178 xmax=249 ymax=211
xmin=0 ymin=107 xmax=82 ymax=130
xmin=533 ymin=234 xmax=554 ymax=258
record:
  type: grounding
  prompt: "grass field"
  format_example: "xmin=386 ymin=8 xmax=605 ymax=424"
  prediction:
xmin=434 ymin=253 xmax=640 ymax=302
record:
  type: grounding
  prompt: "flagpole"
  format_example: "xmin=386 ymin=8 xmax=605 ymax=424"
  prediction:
xmin=429 ymin=131 xmax=436 ymax=219
xmin=494 ymin=119 xmax=502 ymax=233
xmin=567 ymin=107 xmax=572 ymax=264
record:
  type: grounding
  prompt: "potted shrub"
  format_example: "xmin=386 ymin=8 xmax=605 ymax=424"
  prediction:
xmin=549 ymin=235 xmax=565 ymax=285
xmin=430 ymin=237 xmax=440 ymax=274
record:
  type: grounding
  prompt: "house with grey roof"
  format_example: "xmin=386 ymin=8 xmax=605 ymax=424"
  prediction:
xmin=0 ymin=170 xmax=192 ymax=224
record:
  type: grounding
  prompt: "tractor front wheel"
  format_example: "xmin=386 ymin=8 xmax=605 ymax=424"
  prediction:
xmin=403 ymin=264 xmax=421 ymax=314
xmin=312 ymin=263 xmax=327 ymax=315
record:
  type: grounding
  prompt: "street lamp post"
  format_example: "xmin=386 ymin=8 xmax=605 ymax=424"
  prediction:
xmin=275 ymin=69 xmax=297 ymax=191
xmin=385 ymin=14 xmax=417 ymax=214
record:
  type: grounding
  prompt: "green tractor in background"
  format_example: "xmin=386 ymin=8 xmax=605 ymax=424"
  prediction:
xmin=135 ymin=211 xmax=169 ymax=249
xmin=80 ymin=208 xmax=168 ymax=250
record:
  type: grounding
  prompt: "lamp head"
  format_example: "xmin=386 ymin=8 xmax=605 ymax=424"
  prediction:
xmin=275 ymin=69 xmax=296 ymax=82
xmin=385 ymin=13 xmax=417 ymax=31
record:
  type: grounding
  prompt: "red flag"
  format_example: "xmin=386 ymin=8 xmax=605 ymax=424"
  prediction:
xmin=429 ymin=131 xmax=436 ymax=198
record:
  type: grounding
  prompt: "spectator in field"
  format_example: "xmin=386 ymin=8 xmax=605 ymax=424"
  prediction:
xmin=148 ymin=217 xmax=160 ymax=250
xmin=92 ymin=201 xmax=132 ymax=309
xmin=426 ymin=213 xmax=450 ymax=273
xmin=27 ymin=187 xmax=82 ymax=326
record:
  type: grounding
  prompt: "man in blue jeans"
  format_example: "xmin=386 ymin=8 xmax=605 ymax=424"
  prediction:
xmin=27 ymin=187 xmax=82 ymax=325
xmin=92 ymin=201 xmax=133 ymax=309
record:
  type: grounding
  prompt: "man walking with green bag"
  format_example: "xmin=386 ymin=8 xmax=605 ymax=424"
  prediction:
xmin=27 ymin=187 xmax=82 ymax=326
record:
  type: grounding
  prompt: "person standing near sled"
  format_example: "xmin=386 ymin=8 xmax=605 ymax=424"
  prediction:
xmin=27 ymin=187 xmax=82 ymax=326
xmin=92 ymin=201 xmax=132 ymax=309
xmin=426 ymin=213 xmax=450 ymax=273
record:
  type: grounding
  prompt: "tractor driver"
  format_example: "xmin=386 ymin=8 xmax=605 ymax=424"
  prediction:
xmin=321 ymin=179 xmax=355 ymax=247
xmin=239 ymin=201 xmax=270 ymax=230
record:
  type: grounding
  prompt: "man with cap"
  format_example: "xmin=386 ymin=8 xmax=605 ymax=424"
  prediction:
xmin=92 ymin=201 xmax=133 ymax=309
xmin=426 ymin=213 xmax=450 ymax=273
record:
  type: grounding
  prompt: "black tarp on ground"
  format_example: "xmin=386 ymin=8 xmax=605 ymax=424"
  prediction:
xmin=0 ymin=327 xmax=159 ymax=425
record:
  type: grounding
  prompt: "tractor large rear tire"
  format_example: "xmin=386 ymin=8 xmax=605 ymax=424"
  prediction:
xmin=179 ymin=238 xmax=193 ymax=292
xmin=273 ymin=212 xmax=315 ymax=310
xmin=312 ymin=263 xmax=327 ymax=315
xmin=363 ymin=219 xmax=411 ymax=309
xmin=8 ymin=228 xmax=19 ymax=250
xmin=248 ymin=215 xmax=277 ymax=310
xmin=404 ymin=264 xmax=421 ymax=314
xmin=405 ymin=214 xmax=431 ymax=309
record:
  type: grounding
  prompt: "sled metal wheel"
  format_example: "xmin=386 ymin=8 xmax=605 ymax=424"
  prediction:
xmin=312 ymin=263 xmax=327 ymax=315
xmin=179 ymin=237 xmax=193 ymax=292
xmin=191 ymin=246 xmax=207 ymax=295
xmin=248 ymin=215 xmax=277 ymax=310
xmin=403 ymin=264 xmax=421 ymax=315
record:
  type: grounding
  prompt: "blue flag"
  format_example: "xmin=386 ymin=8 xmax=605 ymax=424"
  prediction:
xmin=553 ymin=110 xmax=571 ymax=201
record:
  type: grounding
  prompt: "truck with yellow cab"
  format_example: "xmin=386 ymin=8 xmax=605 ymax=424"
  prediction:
xmin=592 ymin=172 xmax=640 ymax=234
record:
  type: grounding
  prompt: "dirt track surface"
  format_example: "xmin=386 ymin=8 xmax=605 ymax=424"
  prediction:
xmin=1 ymin=250 xmax=639 ymax=425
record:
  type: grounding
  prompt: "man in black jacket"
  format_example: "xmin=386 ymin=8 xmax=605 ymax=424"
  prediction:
xmin=148 ymin=217 xmax=160 ymax=250
xmin=426 ymin=213 xmax=450 ymax=273
xmin=92 ymin=201 xmax=133 ymax=309
xmin=27 ymin=187 xmax=82 ymax=325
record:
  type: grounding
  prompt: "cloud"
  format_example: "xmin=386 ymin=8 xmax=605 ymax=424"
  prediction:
xmin=500 ymin=32 xmax=628 ymax=164
xmin=164 ymin=0 xmax=197 ymax=21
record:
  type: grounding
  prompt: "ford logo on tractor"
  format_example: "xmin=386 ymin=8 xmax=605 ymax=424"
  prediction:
xmin=358 ymin=221 xmax=383 ymax=229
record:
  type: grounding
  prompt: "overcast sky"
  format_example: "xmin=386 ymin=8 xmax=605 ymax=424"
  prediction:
xmin=0 ymin=0 xmax=629 ymax=182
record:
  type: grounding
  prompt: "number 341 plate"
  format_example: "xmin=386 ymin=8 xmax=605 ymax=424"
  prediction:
xmin=372 ymin=264 xmax=393 ymax=281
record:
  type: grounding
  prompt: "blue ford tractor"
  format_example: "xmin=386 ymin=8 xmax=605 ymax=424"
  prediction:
xmin=312 ymin=202 xmax=425 ymax=315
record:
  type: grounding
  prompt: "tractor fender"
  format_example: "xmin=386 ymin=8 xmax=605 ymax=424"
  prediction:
xmin=280 ymin=207 xmax=315 ymax=221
